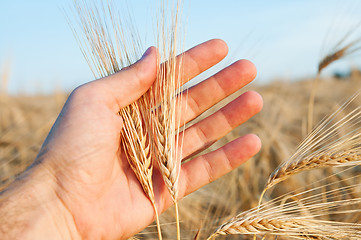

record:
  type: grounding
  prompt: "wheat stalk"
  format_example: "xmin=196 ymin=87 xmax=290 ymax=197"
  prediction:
xmin=209 ymin=218 xmax=361 ymax=239
xmin=149 ymin=1 xmax=184 ymax=238
xmin=318 ymin=41 xmax=361 ymax=74
xmin=0 ymin=59 xmax=11 ymax=98
xmin=264 ymin=94 xmax=361 ymax=192
xmin=208 ymin=169 xmax=361 ymax=239
xmin=266 ymin=152 xmax=361 ymax=190
xmin=70 ymin=0 xmax=186 ymax=239
xmin=69 ymin=0 xmax=164 ymax=238
xmin=307 ymin=26 xmax=361 ymax=132
xmin=208 ymin=92 xmax=361 ymax=239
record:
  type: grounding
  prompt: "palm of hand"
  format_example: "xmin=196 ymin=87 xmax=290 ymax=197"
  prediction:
xmin=36 ymin=39 xmax=262 ymax=239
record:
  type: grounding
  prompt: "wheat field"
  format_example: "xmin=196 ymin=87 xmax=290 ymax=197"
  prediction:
xmin=2 ymin=0 xmax=361 ymax=238
xmin=1 ymin=69 xmax=361 ymax=239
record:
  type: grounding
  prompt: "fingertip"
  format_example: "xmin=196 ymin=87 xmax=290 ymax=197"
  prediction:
xmin=208 ymin=39 xmax=229 ymax=58
xmin=88 ymin=47 xmax=158 ymax=109
xmin=244 ymin=133 xmax=262 ymax=155
xmin=237 ymin=59 xmax=257 ymax=81
xmin=193 ymin=39 xmax=229 ymax=63
xmin=244 ymin=90 xmax=263 ymax=113
xmin=228 ymin=134 xmax=262 ymax=166
xmin=177 ymin=133 xmax=262 ymax=200
xmin=136 ymin=46 xmax=158 ymax=83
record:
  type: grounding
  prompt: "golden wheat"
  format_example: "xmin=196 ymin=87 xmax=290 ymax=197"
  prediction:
xmin=70 ymin=0 xmax=163 ymax=238
xmin=307 ymin=26 xmax=361 ymax=132
xmin=149 ymin=3 xmax=184 ymax=237
xmin=264 ymin=94 xmax=361 ymax=191
xmin=70 ymin=0 xmax=185 ymax=239
xmin=2 ymin=68 xmax=361 ymax=240
xmin=3 ymin=1 xmax=361 ymax=240
xmin=209 ymin=167 xmax=361 ymax=239
xmin=208 ymin=90 xmax=361 ymax=239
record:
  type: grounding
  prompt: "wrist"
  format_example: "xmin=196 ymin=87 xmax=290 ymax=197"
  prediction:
xmin=0 ymin=163 xmax=81 ymax=240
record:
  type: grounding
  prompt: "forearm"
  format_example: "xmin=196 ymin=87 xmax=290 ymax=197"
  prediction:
xmin=0 ymin=164 xmax=80 ymax=240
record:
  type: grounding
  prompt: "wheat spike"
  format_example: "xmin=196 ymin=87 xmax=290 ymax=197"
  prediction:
xmin=266 ymin=152 xmax=361 ymax=190
xmin=70 ymin=0 xmax=164 ymax=238
xmin=149 ymin=1 xmax=185 ymax=239
xmin=209 ymin=218 xmax=361 ymax=239
xmin=211 ymin=94 xmax=361 ymax=239
xmin=209 ymin=170 xmax=361 ymax=239
xmin=318 ymin=41 xmax=360 ymax=74
xmin=70 ymin=0 xmax=187 ymax=239
xmin=120 ymin=103 xmax=154 ymax=202
xmin=266 ymin=94 xmax=361 ymax=191
xmin=307 ymin=24 xmax=361 ymax=132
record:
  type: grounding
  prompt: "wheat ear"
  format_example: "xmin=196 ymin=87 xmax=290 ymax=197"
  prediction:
xmin=209 ymin=218 xmax=361 ymax=239
xmin=120 ymin=101 xmax=162 ymax=239
xmin=69 ymin=1 xmax=163 ymax=238
xmin=264 ymin=93 xmax=361 ymax=193
xmin=307 ymin=28 xmax=361 ymax=132
xmin=209 ymin=169 xmax=361 ymax=239
xmin=150 ymin=1 xmax=184 ymax=239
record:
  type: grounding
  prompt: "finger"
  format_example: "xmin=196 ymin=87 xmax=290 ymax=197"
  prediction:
xmin=84 ymin=39 xmax=228 ymax=111
xmin=151 ymin=39 xmax=228 ymax=104
xmin=181 ymin=91 xmax=263 ymax=160
xmin=85 ymin=47 xmax=158 ymax=111
xmin=178 ymin=134 xmax=261 ymax=198
xmin=167 ymin=39 xmax=228 ymax=86
xmin=179 ymin=59 xmax=257 ymax=125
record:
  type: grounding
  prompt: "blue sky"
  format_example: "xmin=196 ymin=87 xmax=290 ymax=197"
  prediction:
xmin=1 ymin=0 xmax=361 ymax=93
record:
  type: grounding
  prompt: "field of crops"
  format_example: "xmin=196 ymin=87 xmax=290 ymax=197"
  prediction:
xmin=2 ymin=0 xmax=361 ymax=238
xmin=2 ymin=69 xmax=361 ymax=239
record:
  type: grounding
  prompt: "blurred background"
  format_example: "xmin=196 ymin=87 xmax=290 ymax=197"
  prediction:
xmin=2 ymin=1 xmax=361 ymax=239
xmin=1 ymin=0 xmax=361 ymax=93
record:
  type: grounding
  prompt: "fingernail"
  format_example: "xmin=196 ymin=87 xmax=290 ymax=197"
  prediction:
xmin=141 ymin=47 xmax=152 ymax=60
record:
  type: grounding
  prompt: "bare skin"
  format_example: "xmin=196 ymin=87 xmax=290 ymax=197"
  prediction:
xmin=0 ymin=39 xmax=263 ymax=240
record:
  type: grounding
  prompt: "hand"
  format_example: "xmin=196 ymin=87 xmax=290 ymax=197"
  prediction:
xmin=0 ymin=39 xmax=262 ymax=239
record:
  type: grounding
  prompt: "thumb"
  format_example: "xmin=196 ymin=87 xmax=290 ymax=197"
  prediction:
xmin=91 ymin=46 xmax=158 ymax=108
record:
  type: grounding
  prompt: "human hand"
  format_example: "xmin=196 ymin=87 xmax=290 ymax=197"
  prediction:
xmin=0 ymin=39 xmax=262 ymax=240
